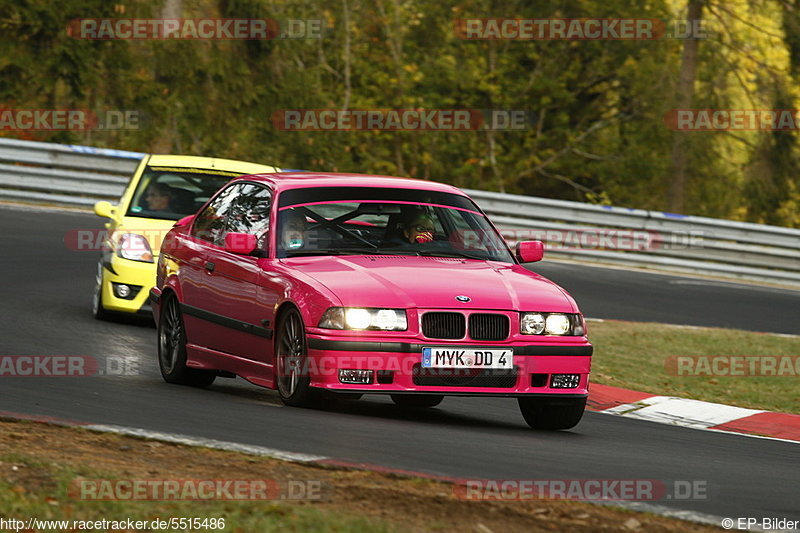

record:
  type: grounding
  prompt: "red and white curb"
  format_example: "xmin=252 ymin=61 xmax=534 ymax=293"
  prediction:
xmin=587 ymin=383 xmax=800 ymax=443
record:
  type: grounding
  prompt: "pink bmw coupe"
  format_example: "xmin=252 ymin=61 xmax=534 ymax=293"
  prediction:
xmin=151 ymin=172 xmax=592 ymax=430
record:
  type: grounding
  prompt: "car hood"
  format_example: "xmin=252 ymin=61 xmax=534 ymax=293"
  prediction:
xmin=280 ymin=255 xmax=577 ymax=312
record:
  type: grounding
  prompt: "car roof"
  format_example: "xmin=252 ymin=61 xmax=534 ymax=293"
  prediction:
xmin=146 ymin=154 xmax=279 ymax=174
xmin=236 ymin=172 xmax=466 ymax=195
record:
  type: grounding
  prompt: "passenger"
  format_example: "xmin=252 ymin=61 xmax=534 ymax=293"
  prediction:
xmin=279 ymin=209 xmax=308 ymax=251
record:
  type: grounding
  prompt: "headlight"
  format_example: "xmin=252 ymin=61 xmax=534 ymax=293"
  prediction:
xmin=545 ymin=314 xmax=570 ymax=335
xmin=116 ymin=233 xmax=154 ymax=263
xmin=520 ymin=312 xmax=585 ymax=336
xmin=520 ymin=313 xmax=545 ymax=334
xmin=318 ymin=307 xmax=407 ymax=331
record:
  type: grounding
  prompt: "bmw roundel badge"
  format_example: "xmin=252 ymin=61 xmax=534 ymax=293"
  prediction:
xmin=455 ymin=295 xmax=471 ymax=303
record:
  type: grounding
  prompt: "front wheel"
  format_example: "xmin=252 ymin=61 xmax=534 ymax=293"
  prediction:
xmin=518 ymin=396 xmax=586 ymax=430
xmin=391 ymin=394 xmax=444 ymax=408
xmin=275 ymin=307 xmax=319 ymax=407
xmin=158 ymin=295 xmax=216 ymax=387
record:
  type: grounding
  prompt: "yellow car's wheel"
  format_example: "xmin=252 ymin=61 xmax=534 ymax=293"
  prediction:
xmin=92 ymin=260 xmax=112 ymax=321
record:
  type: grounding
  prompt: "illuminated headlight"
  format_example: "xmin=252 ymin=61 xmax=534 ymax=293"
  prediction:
xmin=318 ymin=308 xmax=407 ymax=331
xmin=545 ymin=314 xmax=570 ymax=335
xmin=116 ymin=233 xmax=154 ymax=263
xmin=520 ymin=313 xmax=585 ymax=336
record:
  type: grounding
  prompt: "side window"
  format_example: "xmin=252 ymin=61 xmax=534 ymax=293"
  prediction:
xmin=227 ymin=184 xmax=273 ymax=251
xmin=192 ymin=184 xmax=243 ymax=245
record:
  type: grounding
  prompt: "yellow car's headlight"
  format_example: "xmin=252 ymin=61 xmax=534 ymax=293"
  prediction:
xmin=116 ymin=233 xmax=154 ymax=263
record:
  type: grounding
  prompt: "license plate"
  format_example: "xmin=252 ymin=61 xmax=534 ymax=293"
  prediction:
xmin=422 ymin=348 xmax=513 ymax=369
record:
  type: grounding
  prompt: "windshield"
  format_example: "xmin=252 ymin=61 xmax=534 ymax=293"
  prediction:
xmin=276 ymin=188 xmax=514 ymax=263
xmin=126 ymin=166 xmax=243 ymax=220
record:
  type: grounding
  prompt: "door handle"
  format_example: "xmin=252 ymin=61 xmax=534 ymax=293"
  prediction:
xmin=205 ymin=261 xmax=215 ymax=272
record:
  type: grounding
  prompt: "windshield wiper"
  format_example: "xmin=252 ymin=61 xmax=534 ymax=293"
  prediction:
xmin=285 ymin=248 xmax=424 ymax=258
xmin=416 ymin=249 xmax=487 ymax=260
xmin=285 ymin=248 xmax=375 ymax=257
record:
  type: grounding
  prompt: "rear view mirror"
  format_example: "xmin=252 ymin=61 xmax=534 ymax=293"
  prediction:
xmin=516 ymin=241 xmax=544 ymax=263
xmin=224 ymin=232 xmax=257 ymax=255
xmin=94 ymin=201 xmax=116 ymax=219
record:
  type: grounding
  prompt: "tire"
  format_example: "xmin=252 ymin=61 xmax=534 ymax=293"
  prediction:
xmin=391 ymin=394 xmax=444 ymax=408
xmin=275 ymin=307 xmax=319 ymax=407
xmin=518 ymin=396 xmax=586 ymax=430
xmin=158 ymin=294 xmax=216 ymax=387
xmin=92 ymin=260 xmax=112 ymax=320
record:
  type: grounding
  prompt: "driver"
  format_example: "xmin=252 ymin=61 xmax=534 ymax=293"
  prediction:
xmin=144 ymin=182 xmax=174 ymax=212
xmin=402 ymin=212 xmax=435 ymax=244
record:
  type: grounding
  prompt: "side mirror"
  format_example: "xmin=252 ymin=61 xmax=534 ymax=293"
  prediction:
xmin=94 ymin=201 xmax=116 ymax=219
xmin=516 ymin=240 xmax=544 ymax=263
xmin=224 ymin=232 xmax=257 ymax=255
xmin=175 ymin=215 xmax=194 ymax=227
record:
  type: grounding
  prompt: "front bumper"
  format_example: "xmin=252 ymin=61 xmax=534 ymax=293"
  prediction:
xmin=100 ymin=253 xmax=156 ymax=315
xmin=305 ymin=334 xmax=592 ymax=396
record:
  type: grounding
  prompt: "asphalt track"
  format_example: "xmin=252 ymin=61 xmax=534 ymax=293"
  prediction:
xmin=0 ymin=205 xmax=798 ymax=524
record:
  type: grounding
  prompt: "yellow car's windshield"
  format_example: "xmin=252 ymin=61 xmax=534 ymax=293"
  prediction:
xmin=126 ymin=166 xmax=243 ymax=220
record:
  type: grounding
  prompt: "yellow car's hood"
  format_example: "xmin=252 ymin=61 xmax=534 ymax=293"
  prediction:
xmin=112 ymin=216 xmax=181 ymax=256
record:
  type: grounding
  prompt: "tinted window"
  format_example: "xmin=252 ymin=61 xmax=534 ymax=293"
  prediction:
xmin=275 ymin=198 xmax=513 ymax=262
xmin=192 ymin=183 xmax=243 ymax=245
xmin=226 ymin=183 xmax=273 ymax=251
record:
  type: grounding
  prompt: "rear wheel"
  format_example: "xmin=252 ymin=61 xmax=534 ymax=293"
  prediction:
xmin=391 ymin=394 xmax=444 ymax=408
xmin=92 ymin=260 xmax=112 ymax=320
xmin=276 ymin=307 xmax=319 ymax=407
xmin=158 ymin=295 xmax=216 ymax=387
xmin=518 ymin=396 xmax=586 ymax=430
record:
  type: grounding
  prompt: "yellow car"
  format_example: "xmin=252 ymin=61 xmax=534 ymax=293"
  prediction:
xmin=92 ymin=154 xmax=279 ymax=319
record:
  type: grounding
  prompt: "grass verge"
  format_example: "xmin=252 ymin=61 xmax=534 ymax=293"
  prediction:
xmin=0 ymin=419 xmax=722 ymax=533
xmin=588 ymin=320 xmax=799 ymax=414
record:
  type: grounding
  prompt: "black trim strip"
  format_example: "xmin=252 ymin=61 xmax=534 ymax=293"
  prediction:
xmin=307 ymin=339 xmax=592 ymax=356
xmin=100 ymin=250 xmax=117 ymax=275
xmin=181 ymin=303 xmax=273 ymax=339
xmin=149 ymin=289 xmax=160 ymax=304
xmin=278 ymin=186 xmax=478 ymax=210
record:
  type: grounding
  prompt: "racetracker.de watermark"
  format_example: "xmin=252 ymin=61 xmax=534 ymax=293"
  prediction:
xmin=491 ymin=228 xmax=705 ymax=251
xmin=0 ymin=109 xmax=139 ymax=131
xmin=665 ymin=109 xmax=800 ymax=131
xmin=67 ymin=18 xmax=323 ymax=40
xmin=665 ymin=355 xmax=800 ymax=377
xmin=455 ymin=18 xmax=708 ymax=40
xmin=69 ymin=478 xmax=324 ymax=500
xmin=0 ymin=356 xmax=140 ymax=377
xmin=271 ymin=109 xmax=536 ymax=131
xmin=453 ymin=479 xmax=708 ymax=501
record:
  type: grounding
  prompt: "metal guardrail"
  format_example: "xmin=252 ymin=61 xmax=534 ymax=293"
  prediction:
xmin=464 ymin=189 xmax=800 ymax=285
xmin=0 ymin=138 xmax=798 ymax=285
xmin=0 ymin=137 xmax=140 ymax=206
